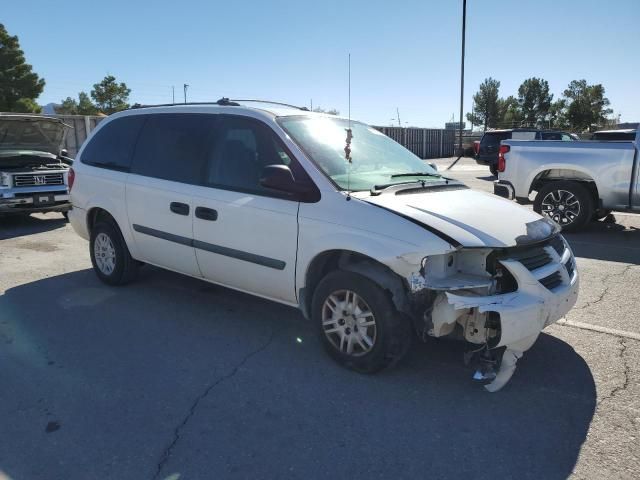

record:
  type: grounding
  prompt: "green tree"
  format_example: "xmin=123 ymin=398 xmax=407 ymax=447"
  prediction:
xmin=549 ymin=99 xmax=569 ymax=129
xmin=466 ymin=78 xmax=501 ymax=130
xmin=91 ymin=75 xmax=130 ymax=114
xmin=77 ymin=92 xmax=98 ymax=115
xmin=58 ymin=91 xmax=98 ymax=115
xmin=562 ymin=79 xmax=612 ymax=132
xmin=517 ymin=77 xmax=553 ymax=125
xmin=0 ymin=23 xmax=45 ymax=112
xmin=497 ymin=95 xmax=523 ymax=128
xmin=58 ymin=97 xmax=79 ymax=114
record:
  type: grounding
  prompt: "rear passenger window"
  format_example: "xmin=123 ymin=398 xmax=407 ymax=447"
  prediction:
xmin=511 ymin=131 xmax=537 ymax=140
xmin=131 ymin=114 xmax=217 ymax=184
xmin=81 ymin=115 xmax=145 ymax=171
xmin=482 ymin=132 xmax=509 ymax=149
xmin=205 ymin=116 xmax=291 ymax=193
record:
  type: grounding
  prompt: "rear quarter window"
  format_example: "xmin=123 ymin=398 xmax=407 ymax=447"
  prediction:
xmin=80 ymin=115 xmax=145 ymax=171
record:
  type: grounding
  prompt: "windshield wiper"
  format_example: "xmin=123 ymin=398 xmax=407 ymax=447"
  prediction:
xmin=390 ymin=172 xmax=441 ymax=178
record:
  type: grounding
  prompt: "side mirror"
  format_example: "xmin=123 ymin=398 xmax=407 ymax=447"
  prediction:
xmin=260 ymin=164 xmax=297 ymax=191
xmin=428 ymin=162 xmax=438 ymax=171
xmin=260 ymin=164 xmax=320 ymax=202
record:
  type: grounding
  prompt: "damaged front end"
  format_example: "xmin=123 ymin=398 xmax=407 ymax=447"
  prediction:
xmin=408 ymin=234 xmax=579 ymax=392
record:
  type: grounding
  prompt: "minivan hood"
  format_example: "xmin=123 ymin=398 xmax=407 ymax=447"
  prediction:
xmin=363 ymin=187 xmax=556 ymax=248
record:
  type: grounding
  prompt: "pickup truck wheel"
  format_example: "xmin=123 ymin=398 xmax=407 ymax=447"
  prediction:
xmin=489 ymin=165 xmax=498 ymax=176
xmin=90 ymin=221 xmax=138 ymax=285
xmin=312 ymin=270 xmax=411 ymax=373
xmin=534 ymin=181 xmax=593 ymax=232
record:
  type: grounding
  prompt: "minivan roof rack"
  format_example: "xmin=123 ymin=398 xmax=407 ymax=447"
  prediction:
xmin=226 ymin=99 xmax=310 ymax=111
xmin=129 ymin=98 xmax=310 ymax=111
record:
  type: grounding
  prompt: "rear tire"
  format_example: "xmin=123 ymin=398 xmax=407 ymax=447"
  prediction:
xmin=90 ymin=221 xmax=138 ymax=285
xmin=534 ymin=181 xmax=594 ymax=232
xmin=312 ymin=270 xmax=411 ymax=373
xmin=489 ymin=164 xmax=498 ymax=176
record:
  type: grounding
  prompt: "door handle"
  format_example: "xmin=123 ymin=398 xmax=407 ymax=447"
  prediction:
xmin=170 ymin=202 xmax=189 ymax=216
xmin=195 ymin=206 xmax=218 ymax=221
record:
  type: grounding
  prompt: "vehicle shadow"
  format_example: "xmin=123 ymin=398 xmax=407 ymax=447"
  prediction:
xmin=565 ymin=219 xmax=640 ymax=264
xmin=475 ymin=175 xmax=496 ymax=181
xmin=0 ymin=212 xmax=67 ymax=240
xmin=0 ymin=267 xmax=595 ymax=480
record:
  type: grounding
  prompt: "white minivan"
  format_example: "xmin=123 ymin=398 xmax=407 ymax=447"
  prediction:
xmin=68 ymin=100 xmax=579 ymax=391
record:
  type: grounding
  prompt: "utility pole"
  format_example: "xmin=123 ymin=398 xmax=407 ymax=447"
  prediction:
xmin=172 ymin=86 xmax=175 ymax=104
xmin=310 ymin=99 xmax=313 ymax=111
xmin=396 ymin=107 xmax=402 ymax=127
xmin=447 ymin=0 xmax=467 ymax=169
xmin=183 ymin=84 xmax=189 ymax=104
xmin=458 ymin=0 xmax=466 ymax=156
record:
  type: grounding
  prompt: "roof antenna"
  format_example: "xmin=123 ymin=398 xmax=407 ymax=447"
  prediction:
xmin=345 ymin=53 xmax=353 ymax=201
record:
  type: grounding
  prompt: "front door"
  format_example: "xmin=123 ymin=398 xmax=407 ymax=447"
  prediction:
xmin=190 ymin=115 xmax=300 ymax=304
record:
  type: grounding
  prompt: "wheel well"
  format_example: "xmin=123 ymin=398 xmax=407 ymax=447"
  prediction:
xmin=300 ymin=250 xmax=410 ymax=319
xmin=86 ymin=207 xmax=116 ymax=234
xmin=531 ymin=170 xmax=600 ymax=206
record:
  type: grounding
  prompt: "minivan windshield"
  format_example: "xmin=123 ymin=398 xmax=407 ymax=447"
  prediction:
xmin=278 ymin=116 xmax=440 ymax=191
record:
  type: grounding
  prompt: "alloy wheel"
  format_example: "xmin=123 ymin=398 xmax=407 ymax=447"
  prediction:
xmin=541 ymin=189 xmax=581 ymax=226
xmin=321 ymin=289 xmax=377 ymax=357
xmin=94 ymin=232 xmax=116 ymax=275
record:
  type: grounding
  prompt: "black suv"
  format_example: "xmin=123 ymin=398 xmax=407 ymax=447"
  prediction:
xmin=475 ymin=129 xmax=576 ymax=175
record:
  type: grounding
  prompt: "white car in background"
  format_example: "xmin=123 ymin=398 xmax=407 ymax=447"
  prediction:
xmin=68 ymin=100 xmax=579 ymax=391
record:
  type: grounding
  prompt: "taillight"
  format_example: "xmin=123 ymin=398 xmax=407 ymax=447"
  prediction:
xmin=68 ymin=167 xmax=75 ymax=191
xmin=473 ymin=140 xmax=480 ymax=155
xmin=498 ymin=145 xmax=510 ymax=172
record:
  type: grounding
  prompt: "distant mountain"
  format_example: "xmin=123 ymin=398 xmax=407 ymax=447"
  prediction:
xmin=42 ymin=103 xmax=60 ymax=115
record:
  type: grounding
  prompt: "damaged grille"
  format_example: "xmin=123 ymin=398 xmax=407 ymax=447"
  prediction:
xmin=488 ymin=235 xmax=573 ymax=293
xmin=540 ymin=271 xmax=563 ymax=290
xmin=565 ymin=258 xmax=575 ymax=278
xmin=510 ymin=247 xmax=552 ymax=271
xmin=549 ymin=235 xmax=565 ymax=256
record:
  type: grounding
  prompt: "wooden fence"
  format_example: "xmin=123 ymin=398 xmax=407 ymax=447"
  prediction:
xmin=372 ymin=126 xmax=455 ymax=159
xmin=57 ymin=115 xmax=105 ymax=156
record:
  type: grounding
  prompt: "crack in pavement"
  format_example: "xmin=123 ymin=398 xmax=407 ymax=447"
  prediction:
xmin=574 ymin=264 xmax=635 ymax=311
xmin=152 ymin=327 xmax=283 ymax=480
xmin=597 ymin=338 xmax=630 ymax=408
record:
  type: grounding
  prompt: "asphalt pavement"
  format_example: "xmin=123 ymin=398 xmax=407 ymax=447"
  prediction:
xmin=0 ymin=159 xmax=638 ymax=479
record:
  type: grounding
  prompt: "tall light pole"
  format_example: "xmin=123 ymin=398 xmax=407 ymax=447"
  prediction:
xmin=183 ymin=84 xmax=189 ymax=104
xmin=458 ymin=0 xmax=466 ymax=158
xmin=446 ymin=0 xmax=467 ymax=169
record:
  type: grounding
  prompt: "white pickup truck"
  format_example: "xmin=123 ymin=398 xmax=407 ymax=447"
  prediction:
xmin=494 ymin=129 xmax=640 ymax=231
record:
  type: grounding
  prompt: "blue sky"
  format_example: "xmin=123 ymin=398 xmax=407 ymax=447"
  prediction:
xmin=4 ymin=0 xmax=639 ymax=127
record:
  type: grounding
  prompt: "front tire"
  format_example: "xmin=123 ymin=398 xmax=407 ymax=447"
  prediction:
xmin=312 ymin=270 xmax=411 ymax=373
xmin=90 ymin=221 xmax=138 ymax=285
xmin=534 ymin=181 xmax=593 ymax=232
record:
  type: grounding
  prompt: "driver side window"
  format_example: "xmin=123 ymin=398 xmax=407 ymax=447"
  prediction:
xmin=205 ymin=116 xmax=290 ymax=193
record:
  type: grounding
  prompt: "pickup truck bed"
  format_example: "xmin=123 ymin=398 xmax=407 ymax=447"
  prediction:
xmin=494 ymin=132 xmax=640 ymax=231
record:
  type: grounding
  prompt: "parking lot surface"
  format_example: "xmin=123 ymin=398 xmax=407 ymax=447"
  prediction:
xmin=1 ymin=158 xmax=639 ymax=479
